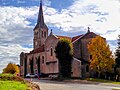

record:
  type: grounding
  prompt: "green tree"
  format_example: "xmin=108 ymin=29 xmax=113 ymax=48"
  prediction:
xmin=115 ymin=35 xmax=120 ymax=81
xmin=55 ymin=38 xmax=73 ymax=78
xmin=115 ymin=35 xmax=120 ymax=66
xmin=3 ymin=63 xmax=19 ymax=74
xmin=87 ymin=36 xmax=115 ymax=76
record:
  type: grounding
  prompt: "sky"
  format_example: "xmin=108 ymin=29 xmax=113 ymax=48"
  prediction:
xmin=0 ymin=0 xmax=120 ymax=73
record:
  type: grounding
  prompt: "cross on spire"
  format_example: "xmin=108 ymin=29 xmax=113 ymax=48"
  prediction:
xmin=87 ymin=27 xmax=90 ymax=33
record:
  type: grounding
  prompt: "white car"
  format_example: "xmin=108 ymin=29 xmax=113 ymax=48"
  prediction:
xmin=26 ymin=73 xmax=35 ymax=78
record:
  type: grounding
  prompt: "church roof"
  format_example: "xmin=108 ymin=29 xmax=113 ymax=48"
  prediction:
xmin=81 ymin=32 xmax=97 ymax=39
xmin=72 ymin=34 xmax=84 ymax=42
xmin=29 ymin=45 xmax=44 ymax=54
xmin=72 ymin=28 xmax=98 ymax=43
xmin=56 ymin=35 xmax=72 ymax=41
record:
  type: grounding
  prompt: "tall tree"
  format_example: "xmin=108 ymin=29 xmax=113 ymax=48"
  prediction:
xmin=87 ymin=36 xmax=115 ymax=74
xmin=3 ymin=63 xmax=19 ymax=74
xmin=115 ymin=35 xmax=120 ymax=66
xmin=115 ymin=35 xmax=120 ymax=81
xmin=55 ymin=38 xmax=73 ymax=78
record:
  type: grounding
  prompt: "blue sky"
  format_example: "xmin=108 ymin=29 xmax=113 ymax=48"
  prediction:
xmin=0 ymin=0 xmax=120 ymax=73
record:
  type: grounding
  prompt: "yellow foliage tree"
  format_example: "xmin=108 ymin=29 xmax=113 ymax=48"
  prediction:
xmin=87 ymin=36 xmax=115 ymax=73
xmin=2 ymin=63 xmax=19 ymax=74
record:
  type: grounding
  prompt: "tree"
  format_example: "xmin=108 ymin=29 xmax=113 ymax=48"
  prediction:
xmin=87 ymin=36 xmax=115 ymax=76
xmin=55 ymin=38 xmax=73 ymax=78
xmin=3 ymin=63 xmax=19 ymax=74
xmin=115 ymin=35 xmax=120 ymax=81
xmin=115 ymin=35 xmax=120 ymax=66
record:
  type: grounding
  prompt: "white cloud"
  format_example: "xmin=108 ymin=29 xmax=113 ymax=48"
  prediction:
xmin=0 ymin=44 xmax=32 ymax=73
xmin=44 ymin=0 xmax=120 ymax=40
xmin=0 ymin=6 xmax=37 ymax=73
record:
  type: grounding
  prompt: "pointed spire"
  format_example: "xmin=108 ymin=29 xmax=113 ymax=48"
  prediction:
xmin=37 ymin=0 xmax=45 ymax=27
xmin=40 ymin=0 xmax=42 ymax=4
xmin=87 ymin=27 xmax=90 ymax=33
xmin=33 ymin=0 xmax=48 ymax=30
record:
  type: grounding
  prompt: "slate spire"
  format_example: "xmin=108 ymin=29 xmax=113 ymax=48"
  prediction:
xmin=37 ymin=0 xmax=44 ymax=26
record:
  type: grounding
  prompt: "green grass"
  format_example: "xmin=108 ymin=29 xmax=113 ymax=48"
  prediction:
xmin=0 ymin=74 xmax=32 ymax=90
xmin=0 ymin=81 xmax=31 ymax=90
xmin=87 ymin=78 xmax=120 ymax=84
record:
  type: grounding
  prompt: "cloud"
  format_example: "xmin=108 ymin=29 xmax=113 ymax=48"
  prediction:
xmin=0 ymin=6 xmax=39 ymax=44
xmin=0 ymin=6 xmax=38 ymax=73
xmin=44 ymin=0 xmax=120 ymax=41
xmin=0 ymin=44 xmax=32 ymax=73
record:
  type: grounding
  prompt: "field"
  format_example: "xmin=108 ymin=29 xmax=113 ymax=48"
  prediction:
xmin=0 ymin=74 xmax=31 ymax=90
xmin=0 ymin=81 xmax=31 ymax=90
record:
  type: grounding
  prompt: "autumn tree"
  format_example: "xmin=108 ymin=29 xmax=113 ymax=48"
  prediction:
xmin=3 ymin=63 xmax=19 ymax=74
xmin=55 ymin=38 xmax=73 ymax=78
xmin=115 ymin=35 xmax=120 ymax=81
xmin=87 ymin=36 xmax=115 ymax=77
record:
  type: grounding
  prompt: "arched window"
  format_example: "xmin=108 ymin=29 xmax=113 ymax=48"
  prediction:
xmin=44 ymin=32 xmax=46 ymax=38
xmin=51 ymin=48 xmax=53 ymax=56
xmin=42 ymin=56 xmax=44 ymax=64
xmin=42 ymin=31 xmax=43 ymax=37
xmin=35 ymin=41 xmax=37 ymax=46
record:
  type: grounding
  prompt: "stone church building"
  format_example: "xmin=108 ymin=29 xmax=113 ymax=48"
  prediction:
xmin=20 ymin=0 xmax=99 ymax=78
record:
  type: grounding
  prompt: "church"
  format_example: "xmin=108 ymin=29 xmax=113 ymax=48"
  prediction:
xmin=20 ymin=0 xmax=100 ymax=78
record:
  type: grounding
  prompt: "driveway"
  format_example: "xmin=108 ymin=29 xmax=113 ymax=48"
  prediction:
xmin=27 ymin=78 xmax=120 ymax=90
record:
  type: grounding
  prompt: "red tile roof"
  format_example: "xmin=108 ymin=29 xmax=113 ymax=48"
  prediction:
xmin=72 ymin=34 xmax=83 ymax=42
xmin=28 ymin=45 xmax=44 ymax=55
xmin=56 ymin=35 xmax=72 ymax=41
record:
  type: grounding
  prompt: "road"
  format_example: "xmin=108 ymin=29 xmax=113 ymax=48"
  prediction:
xmin=28 ymin=79 xmax=120 ymax=90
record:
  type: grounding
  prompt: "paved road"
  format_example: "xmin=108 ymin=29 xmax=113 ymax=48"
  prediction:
xmin=28 ymin=79 xmax=120 ymax=90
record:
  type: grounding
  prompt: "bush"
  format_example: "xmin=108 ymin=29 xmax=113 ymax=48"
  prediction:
xmin=0 ymin=74 xmax=25 ymax=83
xmin=2 ymin=63 xmax=19 ymax=74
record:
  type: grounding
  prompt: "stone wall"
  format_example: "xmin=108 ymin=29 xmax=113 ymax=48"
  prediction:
xmin=72 ymin=58 xmax=81 ymax=78
xmin=45 ymin=34 xmax=59 ymax=74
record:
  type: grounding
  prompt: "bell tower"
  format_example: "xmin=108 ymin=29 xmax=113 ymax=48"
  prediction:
xmin=33 ymin=0 xmax=48 ymax=49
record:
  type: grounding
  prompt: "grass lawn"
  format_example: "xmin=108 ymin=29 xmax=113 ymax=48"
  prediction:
xmin=0 ymin=81 xmax=31 ymax=90
xmin=87 ymin=78 xmax=120 ymax=84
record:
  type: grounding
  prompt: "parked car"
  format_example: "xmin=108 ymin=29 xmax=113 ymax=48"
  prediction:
xmin=26 ymin=73 xmax=35 ymax=78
